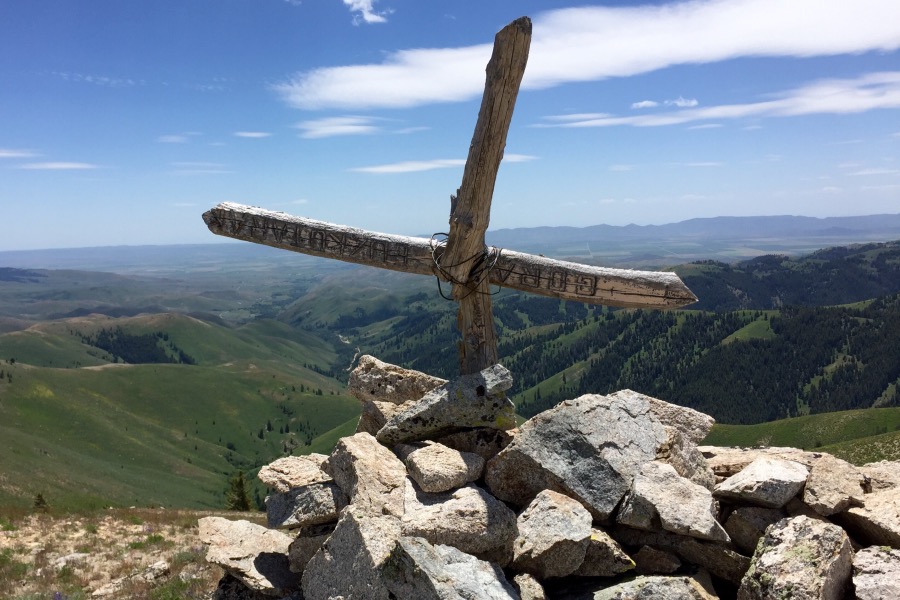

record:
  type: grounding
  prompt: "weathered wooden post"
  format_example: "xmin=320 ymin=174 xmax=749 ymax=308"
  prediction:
xmin=440 ymin=16 xmax=531 ymax=374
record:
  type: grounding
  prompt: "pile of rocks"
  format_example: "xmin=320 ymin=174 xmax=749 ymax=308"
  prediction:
xmin=200 ymin=356 xmax=900 ymax=599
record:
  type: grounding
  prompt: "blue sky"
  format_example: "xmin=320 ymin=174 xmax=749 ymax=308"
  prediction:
xmin=1 ymin=0 xmax=899 ymax=251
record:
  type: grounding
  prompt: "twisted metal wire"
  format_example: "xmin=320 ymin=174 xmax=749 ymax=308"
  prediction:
xmin=429 ymin=233 xmax=503 ymax=301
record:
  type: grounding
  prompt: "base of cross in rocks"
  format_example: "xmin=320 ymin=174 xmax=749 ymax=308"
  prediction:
xmin=199 ymin=356 xmax=900 ymax=600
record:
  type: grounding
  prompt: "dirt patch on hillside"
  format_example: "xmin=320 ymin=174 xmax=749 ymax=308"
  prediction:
xmin=0 ymin=507 xmax=263 ymax=599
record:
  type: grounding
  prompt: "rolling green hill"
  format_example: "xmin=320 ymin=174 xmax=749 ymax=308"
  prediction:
xmin=0 ymin=313 xmax=360 ymax=510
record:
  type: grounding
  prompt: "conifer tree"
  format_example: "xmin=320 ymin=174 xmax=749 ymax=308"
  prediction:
xmin=225 ymin=471 xmax=251 ymax=511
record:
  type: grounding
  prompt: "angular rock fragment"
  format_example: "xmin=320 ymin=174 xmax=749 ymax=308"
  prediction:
xmin=376 ymin=364 xmax=516 ymax=445
xmin=257 ymin=454 xmax=330 ymax=494
xmin=349 ymin=356 xmax=447 ymax=435
xmin=402 ymin=442 xmax=484 ymax=493
xmin=738 ymin=515 xmax=852 ymax=600
xmin=573 ymin=528 xmax=635 ymax=577
xmin=348 ymin=354 xmax=447 ymax=404
xmin=301 ymin=506 xmax=401 ymax=600
xmin=383 ymin=536 xmax=519 ymax=600
xmin=723 ymin=506 xmax=786 ymax=556
xmin=802 ymin=453 xmax=868 ymax=516
xmin=853 ymin=545 xmax=900 ymax=600
xmin=287 ymin=522 xmax=335 ymax=574
xmin=657 ymin=425 xmax=717 ymax=490
xmin=265 ymin=482 xmax=347 ymax=529
xmin=608 ymin=389 xmax=715 ymax=444
xmin=835 ymin=489 xmax=900 ymax=547
xmin=699 ymin=446 xmax=820 ymax=481
xmin=199 ymin=517 xmax=299 ymax=596
xmin=323 ymin=432 xmax=407 ymax=518
xmin=618 ymin=461 xmax=729 ymax=542
xmin=512 ymin=489 xmax=592 ymax=579
xmin=860 ymin=460 xmax=900 ymax=491
xmin=714 ymin=457 xmax=808 ymax=508
xmin=513 ymin=573 xmax=546 ymax=600
xmin=485 ymin=393 xmax=672 ymax=520
xmin=402 ymin=480 xmax=517 ymax=565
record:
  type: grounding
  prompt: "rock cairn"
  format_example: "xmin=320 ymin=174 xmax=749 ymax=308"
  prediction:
xmin=200 ymin=355 xmax=900 ymax=599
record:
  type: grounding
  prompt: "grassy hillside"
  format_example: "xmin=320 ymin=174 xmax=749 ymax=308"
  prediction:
xmin=0 ymin=314 xmax=360 ymax=511
xmin=702 ymin=407 xmax=900 ymax=465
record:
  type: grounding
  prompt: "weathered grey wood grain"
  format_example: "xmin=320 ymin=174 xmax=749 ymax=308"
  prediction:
xmin=441 ymin=16 xmax=531 ymax=373
xmin=202 ymin=202 xmax=697 ymax=310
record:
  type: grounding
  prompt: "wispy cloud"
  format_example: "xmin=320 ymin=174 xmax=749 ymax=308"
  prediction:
xmin=633 ymin=97 xmax=699 ymax=109
xmin=295 ymin=116 xmax=381 ymax=138
xmin=688 ymin=123 xmax=723 ymax=129
xmin=631 ymin=100 xmax=659 ymax=109
xmin=352 ymin=153 xmax=536 ymax=174
xmin=0 ymin=148 xmax=39 ymax=158
xmin=234 ymin=131 xmax=272 ymax=138
xmin=53 ymin=71 xmax=143 ymax=87
xmin=343 ymin=0 xmax=390 ymax=25
xmin=540 ymin=71 xmax=900 ymax=128
xmin=274 ymin=0 xmax=900 ymax=110
xmin=352 ymin=159 xmax=466 ymax=174
xmin=157 ymin=134 xmax=190 ymax=144
xmin=17 ymin=162 xmax=98 ymax=170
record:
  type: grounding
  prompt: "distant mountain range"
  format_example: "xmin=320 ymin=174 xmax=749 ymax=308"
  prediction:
xmin=3 ymin=213 xmax=899 ymax=272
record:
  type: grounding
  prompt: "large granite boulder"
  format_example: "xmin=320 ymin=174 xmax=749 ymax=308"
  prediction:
xmin=617 ymin=461 xmax=728 ymax=542
xmin=573 ymin=528 xmax=635 ymax=577
xmin=265 ymin=481 xmax=347 ymax=529
xmin=802 ymin=453 xmax=868 ymax=516
xmin=511 ymin=489 xmax=592 ymax=579
xmin=585 ymin=573 xmax=718 ymax=600
xmin=199 ymin=517 xmax=299 ymax=596
xmin=608 ymin=389 xmax=715 ymax=444
xmin=485 ymin=393 xmax=674 ymax=520
xmin=835 ymin=488 xmax=900 ymax=547
xmin=714 ymin=457 xmax=809 ymax=508
xmin=723 ymin=506 xmax=786 ymax=555
xmin=402 ymin=480 xmax=518 ymax=564
xmin=348 ymin=355 xmax=447 ymax=435
xmin=383 ymin=536 xmax=519 ymax=600
xmin=376 ymin=364 xmax=516 ymax=445
xmin=301 ymin=506 xmax=401 ymax=600
xmin=737 ymin=515 xmax=852 ymax=600
xmin=853 ymin=545 xmax=900 ymax=600
xmin=401 ymin=442 xmax=484 ymax=493
xmin=257 ymin=454 xmax=330 ymax=493
xmin=323 ymin=432 xmax=407 ymax=518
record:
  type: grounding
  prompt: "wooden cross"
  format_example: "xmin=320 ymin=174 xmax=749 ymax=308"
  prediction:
xmin=202 ymin=17 xmax=697 ymax=376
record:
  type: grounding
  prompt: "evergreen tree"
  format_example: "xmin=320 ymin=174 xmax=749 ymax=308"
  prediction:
xmin=225 ymin=471 xmax=251 ymax=511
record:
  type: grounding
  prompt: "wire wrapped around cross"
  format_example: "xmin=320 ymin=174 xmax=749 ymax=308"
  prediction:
xmin=429 ymin=233 xmax=504 ymax=301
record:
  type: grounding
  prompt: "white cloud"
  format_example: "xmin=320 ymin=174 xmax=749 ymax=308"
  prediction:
xmin=503 ymin=153 xmax=539 ymax=163
xmin=54 ymin=71 xmax=142 ymax=88
xmin=541 ymin=71 xmax=900 ymax=128
xmin=631 ymin=100 xmax=659 ymax=109
xmin=17 ymin=162 xmax=98 ymax=170
xmin=295 ymin=116 xmax=381 ymax=138
xmin=666 ymin=96 xmax=699 ymax=108
xmin=274 ymin=0 xmax=900 ymax=110
xmin=0 ymin=148 xmax=38 ymax=158
xmin=352 ymin=159 xmax=466 ymax=174
xmin=543 ymin=113 xmax=610 ymax=122
xmin=234 ymin=131 xmax=272 ymax=138
xmin=352 ymin=153 xmax=536 ymax=174
xmin=688 ymin=123 xmax=723 ymax=129
xmin=157 ymin=134 xmax=189 ymax=143
xmin=343 ymin=0 xmax=389 ymax=25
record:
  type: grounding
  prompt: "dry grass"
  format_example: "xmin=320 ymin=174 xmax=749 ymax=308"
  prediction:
xmin=0 ymin=507 xmax=264 ymax=599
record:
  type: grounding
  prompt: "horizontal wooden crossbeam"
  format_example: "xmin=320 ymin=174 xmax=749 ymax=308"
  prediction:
xmin=202 ymin=202 xmax=697 ymax=310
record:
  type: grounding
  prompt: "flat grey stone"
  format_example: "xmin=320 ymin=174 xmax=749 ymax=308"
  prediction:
xmin=512 ymin=489 xmax=592 ymax=579
xmin=265 ymin=481 xmax=347 ymax=529
xmin=376 ymin=364 xmax=515 ymax=445
xmin=714 ymin=457 xmax=808 ymax=508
